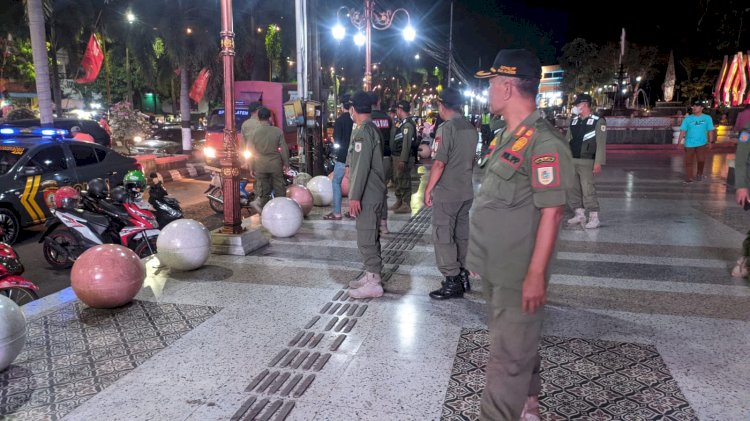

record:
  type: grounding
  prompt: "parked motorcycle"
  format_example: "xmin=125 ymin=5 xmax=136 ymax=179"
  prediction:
xmin=0 ymin=242 xmax=39 ymax=305
xmin=40 ymin=185 xmax=159 ymax=269
xmin=147 ymin=172 xmax=183 ymax=228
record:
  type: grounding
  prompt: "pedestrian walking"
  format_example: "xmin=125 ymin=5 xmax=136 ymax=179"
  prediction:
xmin=678 ymin=100 xmax=715 ymax=183
xmin=565 ymin=93 xmax=607 ymax=229
xmin=468 ymin=49 xmax=574 ymax=421
xmin=346 ymin=92 xmax=386 ymax=299
xmin=424 ymin=87 xmax=478 ymax=300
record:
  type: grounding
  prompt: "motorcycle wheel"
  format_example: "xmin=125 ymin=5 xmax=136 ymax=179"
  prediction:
xmin=0 ymin=287 xmax=38 ymax=306
xmin=43 ymin=228 xmax=78 ymax=269
xmin=133 ymin=237 xmax=158 ymax=258
xmin=209 ymin=188 xmax=224 ymax=214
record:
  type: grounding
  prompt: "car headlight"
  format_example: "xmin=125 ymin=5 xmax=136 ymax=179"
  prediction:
xmin=204 ymin=147 xmax=216 ymax=158
xmin=243 ymin=150 xmax=252 ymax=160
xmin=333 ymin=143 xmax=340 ymax=149
xmin=134 ymin=136 xmax=143 ymax=143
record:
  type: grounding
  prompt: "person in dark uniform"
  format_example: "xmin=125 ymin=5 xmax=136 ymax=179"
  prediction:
xmin=325 ymin=95 xmax=353 ymax=220
xmin=388 ymin=106 xmax=399 ymax=188
xmin=370 ymin=93 xmax=392 ymax=233
xmin=391 ymin=101 xmax=418 ymax=214
xmin=346 ymin=92 xmax=386 ymax=299
xmin=248 ymin=107 xmax=289 ymax=212
xmin=468 ymin=49 xmax=574 ymax=420
xmin=732 ymin=121 xmax=750 ymax=277
xmin=565 ymin=93 xmax=606 ymax=229
xmin=424 ymin=87 xmax=478 ymax=299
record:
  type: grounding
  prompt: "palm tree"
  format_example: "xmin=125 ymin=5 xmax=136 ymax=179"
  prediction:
xmin=25 ymin=0 xmax=54 ymax=125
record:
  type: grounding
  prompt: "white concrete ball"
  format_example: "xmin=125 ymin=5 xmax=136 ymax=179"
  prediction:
xmin=0 ymin=295 xmax=26 ymax=371
xmin=261 ymin=197 xmax=304 ymax=238
xmin=306 ymin=176 xmax=333 ymax=206
xmin=156 ymin=219 xmax=211 ymax=271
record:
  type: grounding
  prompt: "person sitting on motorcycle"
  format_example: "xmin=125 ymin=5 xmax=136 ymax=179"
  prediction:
xmin=247 ymin=107 xmax=290 ymax=214
xmin=124 ymin=170 xmax=147 ymax=203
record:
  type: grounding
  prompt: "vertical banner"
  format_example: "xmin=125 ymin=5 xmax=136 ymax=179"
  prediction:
xmin=189 ymin=68 xmax=210 ymax=103
xmin=75 ymin=34 xmax=104 ymax=84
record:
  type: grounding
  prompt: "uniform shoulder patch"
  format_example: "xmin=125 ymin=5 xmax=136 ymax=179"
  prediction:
xmin=600 ymin=125 xmax=606 ymax=132
xmin=531 ymin=153 xmax=560 ymax=188
xmin=354 ymin=141 xmax=362 ymax=152
xmin=740 ymin=131 xmax=750 ymax=143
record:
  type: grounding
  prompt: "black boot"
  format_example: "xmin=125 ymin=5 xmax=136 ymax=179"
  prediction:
xmin=429 ymin=276 xmax=464 ymax=300
xmin=459 ymin=268 xmax=471 ymax=292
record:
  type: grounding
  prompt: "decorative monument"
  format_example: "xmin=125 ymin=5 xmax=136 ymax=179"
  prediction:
xmin=653 ymin=51 xmax=685 ymax=116
xmin=714 ymin=51 xmax=750 ymax=107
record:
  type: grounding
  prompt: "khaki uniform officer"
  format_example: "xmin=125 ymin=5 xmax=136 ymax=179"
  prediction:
xmin=248 ymin=107 xmax=289 ymax=212
xmin=424 ymin=87 xmax=478 ymax=300
xmin=732 ymin=122 xmax=750 ymax=277
xmin=391 ymin=101 xmax=418 ymax=214
xmin=468 ymin=49 xmax=574 ymax=421
xmin=346 ymin=92 xmax=387 ymax=299
xmin=565 ymin=93 xmax=606 ymax=229
xmin=240 ymin=101 xmax=263 ymax=152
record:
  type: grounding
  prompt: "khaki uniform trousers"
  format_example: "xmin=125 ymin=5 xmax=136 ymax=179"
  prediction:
xmin=480 ymin=282 xmax=543 ymax=421
xmin=394 ymin=160 xmax=413 ymax=204
xmin=432 ymin=199 xmax=472 ymax=277
xmin=568 ymin=158 xmax=599 ymax=211
xmin=356 ymin=201 xmax=384 ymax=274
xmin=255 ymin=171 xmax=286 ymax=208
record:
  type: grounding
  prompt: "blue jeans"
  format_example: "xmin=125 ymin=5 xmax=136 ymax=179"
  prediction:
xmin=332 ymin=161 xmax=346 ymax=215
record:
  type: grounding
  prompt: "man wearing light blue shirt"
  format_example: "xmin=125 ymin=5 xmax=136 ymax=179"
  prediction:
xmin=678 ymin=100 xmax=715 ymax=183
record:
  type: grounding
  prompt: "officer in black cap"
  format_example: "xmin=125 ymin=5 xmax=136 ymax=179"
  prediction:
xmin=566 ymin=93 xmax=607 ymax=229
xmin=240 ymin=101 xmax=263 ymax=153
xmin=424 ymin=87 xmax=477 ymax=300
xmin=467 ymin=49 xmax=574 ymax=421
xmin=346 ymin=91 xmax=386 ymax=299
xmin=390 ymin=100 xmax=418 ymax=213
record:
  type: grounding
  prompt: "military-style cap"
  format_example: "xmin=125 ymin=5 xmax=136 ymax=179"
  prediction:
xmin=475 ymin=49 xmax=541 ymax=79
xmin=438 ymin=87 xmax=463 ymax=108
xmin=248 ymin=102 xmax=262 ymax=113
xmin=692 ymin=100 xmax=705 ymax=107
xmin=351 ymin=91 xmax=373 ymax=113
xmin=572 ymin=93 xmax=593 ymax=105
xmin=340 ymin=94 xmax=351 ymax=106
xmin=396 ymin=100 xmax=411 ymax=113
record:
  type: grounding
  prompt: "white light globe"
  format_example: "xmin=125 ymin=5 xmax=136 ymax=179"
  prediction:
xmin=403 ymin=26 xmax=416 ymax=42
xmin=354 ymin=32 xmax=366 ymax=47
xmin=332 ymin=24 xmax=346 ymax=41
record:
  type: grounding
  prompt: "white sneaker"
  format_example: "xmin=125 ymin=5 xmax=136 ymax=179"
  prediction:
xmin=567 ymin=208 xmax=585 ymax=226
xmin=349 ymin=272 xmax=384 ymax=299
xmin=731 ymin=257 xmax=748 ymax=278
xmin=584 ymin=211 xmax=600 ymax=229
xmin=348 ymin=272 xmax=371 ymax=289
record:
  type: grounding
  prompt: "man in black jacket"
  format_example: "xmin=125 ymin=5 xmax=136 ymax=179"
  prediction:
xmin=325 ymin=95 xmax=353 ymax=220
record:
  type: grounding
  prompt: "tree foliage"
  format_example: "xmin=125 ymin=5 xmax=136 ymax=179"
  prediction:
xmin=264 ymin=24 xmax=281 ymax=82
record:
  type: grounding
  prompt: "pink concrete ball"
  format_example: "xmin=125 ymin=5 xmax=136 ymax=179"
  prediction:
xmin=286 ymin=184 xmax=314 ymax=216
xmin=71 ymin=244 xmax=146 ymax=308
xmin=327 ymin=172 xmax=350 ymax=197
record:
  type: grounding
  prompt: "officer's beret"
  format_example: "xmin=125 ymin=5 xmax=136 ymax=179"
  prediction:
xmin=396 ymin=100 xmax=411 ymax=113
xmin=475 ymin=49 xmax=541 ymax=80
xmin=572 ymin=94 xmax=593 ymax=105
xmin=351 ymin=91 xmax=373 ymax=113
xmin=438 ymin=88 xmax=463 ymax=109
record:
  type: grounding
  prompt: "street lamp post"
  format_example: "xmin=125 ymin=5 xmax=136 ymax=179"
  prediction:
xmin=333 ymin=0 xmax=415 ymax=91
xmin=126 ymin=11 xmax=135 ymax=105
xmin=219 ymin=0 xmax=242 ymax=234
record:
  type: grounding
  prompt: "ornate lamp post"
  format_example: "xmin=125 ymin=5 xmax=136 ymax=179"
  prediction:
xmin=219 ymin=0 xmax=242 ymax=234
xmin=332 ymin=0 xmax=415 ymax=91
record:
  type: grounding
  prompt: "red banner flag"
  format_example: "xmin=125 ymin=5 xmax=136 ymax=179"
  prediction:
xmin=189 ymin=68 xmax=210 ymax=103
xmin=75 ymin=34 xmax=104 ymax=84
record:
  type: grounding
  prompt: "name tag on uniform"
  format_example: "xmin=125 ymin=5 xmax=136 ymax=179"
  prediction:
xmin=587 ymin=118 xmax=595 ymax=125
xmin=500 ymin=150 xmax=523 ymax=169
xmin=354 ymin=141 xmax=362 ymax=152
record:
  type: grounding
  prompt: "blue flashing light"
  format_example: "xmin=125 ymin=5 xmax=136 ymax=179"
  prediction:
xmin=0 ymin=128 xmax=18 ymax=135
xmin=0 ymin=127 xmax=69 ymax=137
xmin=40 ymin=129 xmax=58 ymax=136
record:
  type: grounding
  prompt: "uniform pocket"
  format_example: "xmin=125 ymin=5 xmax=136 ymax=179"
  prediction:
xmin=482 ymin=159 xmax=518 ymax=205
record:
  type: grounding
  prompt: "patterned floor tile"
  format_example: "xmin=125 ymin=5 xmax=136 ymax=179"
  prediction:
xmin=0 ymin=300 xmax=218 ymax=421
xmin=441 ymin=328 xmax=697 ymax=421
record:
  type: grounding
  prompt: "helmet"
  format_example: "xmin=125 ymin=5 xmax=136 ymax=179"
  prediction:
xmin=54 ymin=186 xmax=81 ymax=209
xmin=124 ymin=170 xmax=146 ymax=192
xmin=87 ymin=178 xmax=108 ymax=199
xmin=110 ymin=186 xmax=129 ymax=204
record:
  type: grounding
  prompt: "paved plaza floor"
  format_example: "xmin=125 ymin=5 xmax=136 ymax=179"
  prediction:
xmin=2 ymin=152 xmax=749 ymax=420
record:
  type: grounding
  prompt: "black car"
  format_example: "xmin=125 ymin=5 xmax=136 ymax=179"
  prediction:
xmin=1 ymin=118 xmax=111 ymax=147
xmin=131 ymin=127 xmax=206 ymax=155
xmin=0 ymin=128 xmax=139 ymax=244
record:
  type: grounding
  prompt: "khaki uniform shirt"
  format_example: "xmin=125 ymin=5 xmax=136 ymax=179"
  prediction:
xmin=240 ymin=116 xmax=260 ymax=151
xmin=249 ymin=123 xmax=289 ymax=173
xmin=347 ymin=118 xmax=386 ymax=204
xmin=467 ymin=110 xmax=574 ymax=308
xmin=735 ymin=121 xmax=750 ymax=189
xmin=432 ymin=114 xmax=478 ymax=203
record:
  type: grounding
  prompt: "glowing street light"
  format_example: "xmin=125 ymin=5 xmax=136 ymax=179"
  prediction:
xmin=126 ymin=11 xmax=136 ymax=23
xmin=414 ymin=53 xmax=420 ymax=60
xmin=403 ymin=25 xmax=416 ymax=42
xmin=354 ymin=32 xmax=366 ymax=46
xmin=332 ymin=23 xmax=346 ymax=40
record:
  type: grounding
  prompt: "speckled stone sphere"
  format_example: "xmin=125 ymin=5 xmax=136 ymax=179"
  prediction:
xmin=286 ymin=184 xmax=314 ymax=216
xmin=0 ymin=295 xmax=26 ymax=371
xmin=71 ymin=244 xmax=146 ymax=309
xmin=156 ymin=219 xmax=211 ymax=271
xmin=307 ymin=176 xmax=333 ymax=206
xmin=327 ymin=172 xmax=349 ymax=197
xmin=261 ymin=197 xmax=303 ymax=238
xmin=418 ymin=144 xmax=431 ymax=159
xmin=294 ymin=172 xmax=312 ymax=186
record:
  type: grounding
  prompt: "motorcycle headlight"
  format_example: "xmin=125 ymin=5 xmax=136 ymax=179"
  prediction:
xmin=134 ymin=136 xmax=143 ymax=143
xmin=204 ymin=147 xmax=216 ymax=158
xmin=333 ymin=143 xmax=340 ymax=149
xmin=243 ymin=150 xmax=252 ymax=160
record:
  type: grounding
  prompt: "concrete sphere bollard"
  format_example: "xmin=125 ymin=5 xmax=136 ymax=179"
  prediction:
xmin=418 ymin=144 xmax=431 ymax=159
xmin=261 ymin=197 xmax=304 ymax=238
xmin=327 ymin=172 xmax=349 ymax=197
xmin=0 ymin=295 xmax=26 ymax=371
xmin=71 ymin=244 xmax=146 ymax=308
xmin=294 ymin=172 xmax=312 ymax=187
xmin=156 ymin=219 xmax=211 ymax=271
xmin=307 ymin=176 xmax=333 ymax=206
xmin=286 ymin=184 xmax=314 ymax=216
